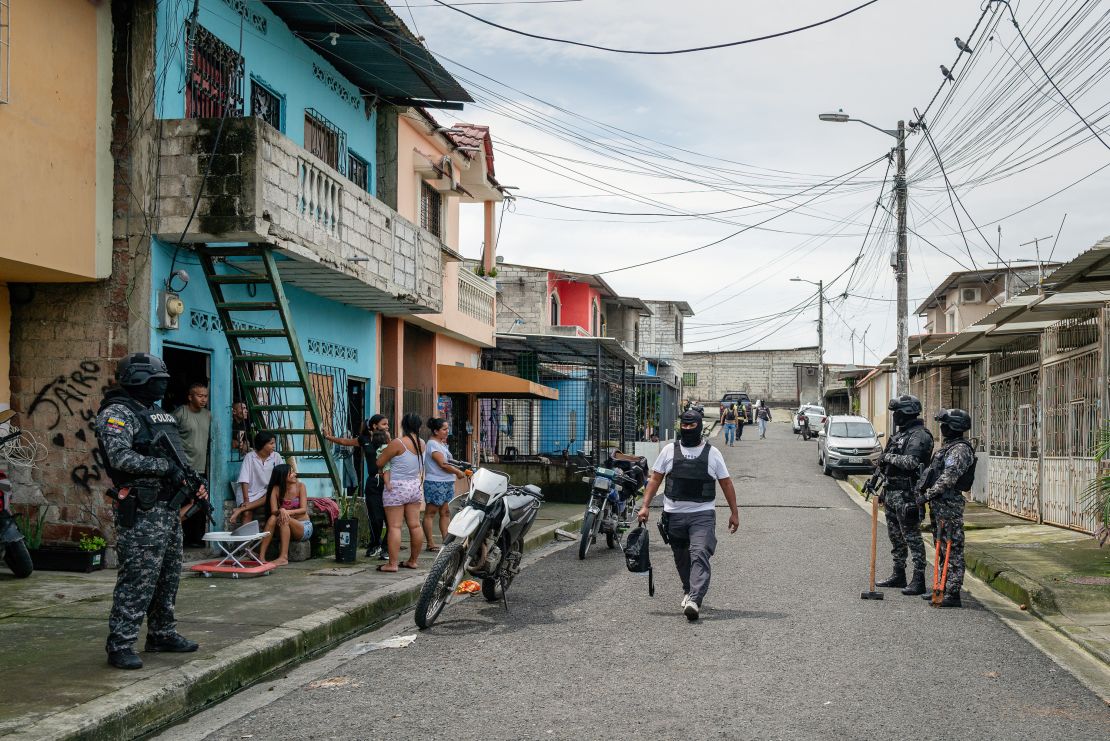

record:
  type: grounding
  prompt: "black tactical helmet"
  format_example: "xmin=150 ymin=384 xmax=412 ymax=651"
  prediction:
xmin=115 ymin=352 xmax=171 ymax=387
xmin=934 ymin=408 xmax=972 ymax=433
xmin=887 ymin=394 xmax=922 ymax=416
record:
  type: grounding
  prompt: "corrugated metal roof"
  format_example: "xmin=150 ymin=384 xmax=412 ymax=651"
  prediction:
xmin=262 ymin=0 xmax=471 ymax=106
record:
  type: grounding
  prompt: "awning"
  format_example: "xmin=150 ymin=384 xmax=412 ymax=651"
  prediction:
xmin=262 ymin=1 xmax=472 ymax=107
xmin=437 ymin=365 xmax=558 ymax=400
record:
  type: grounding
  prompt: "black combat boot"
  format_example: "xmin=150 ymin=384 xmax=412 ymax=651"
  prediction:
xmin=145 ymin=633 xmax=199 ymax=653
xmin=936 ymin=593 xmax=962 ymax=608
xmin=901 ymin=569 xmax=926 ymax=596
xmin=875 ymin=567 xmax=906 ymax=588
xmin=108 ymin=649 xmax=143 ymax=670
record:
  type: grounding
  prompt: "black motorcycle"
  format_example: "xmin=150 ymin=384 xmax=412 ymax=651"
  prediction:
xmin=0 ymin=423 xmax=33 ymax=578
xmin=576 ymin=455 xmax=646 ymax=560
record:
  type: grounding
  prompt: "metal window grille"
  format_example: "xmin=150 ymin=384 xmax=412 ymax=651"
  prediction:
xmin=0 ymin=0 xmax=9 ymax=104
xmin=185 ymin=23 xmax=244 ymax=119
xmin=250 ymin=79 xmax=282 ymax=130
xmin=304 ymin=362 xmax=350 ymax=451
xmin=420 ymin=181 xmax=442 ymax=237
xmin=304 ymin=108 xmax=346 ymax=173
xmin=989 ymin=369 xmax=1039 ymax=458
xmin=379 ymin=385 xmax=396 ymax=420
xmin=347 ymin=151 xmax=369 ymax=192
xmin=550 ymin=293 xmax=560 ymax=326
xmin=403 ymin=387 xmax=435 ymax=422
xmin=989 ymin=334 xmax=1040 ymax=376
xmin=682 ymin=372 xmax=697 ymax=387
xmin=635 ymin=376 xmax=679 ymax=442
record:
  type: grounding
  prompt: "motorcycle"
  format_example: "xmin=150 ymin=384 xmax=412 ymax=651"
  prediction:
xmin=576 ymin=460 xmax=643 ymax=560
xmin=799 ymin=413 xmax=811 ymax=441
xmin=414 ymin=462 xmax=544 ymax=629
xmin=0 ymin=421 xmax=33 ymax=578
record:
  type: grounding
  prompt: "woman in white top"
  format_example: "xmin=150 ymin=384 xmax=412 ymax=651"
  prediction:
xmin=423 ymin=417 xmax=468 ymax=551
xmin=231 ymin=432 xmax=283 ymax=526
xmin=375 ymin=413 xmax=426 ymax=571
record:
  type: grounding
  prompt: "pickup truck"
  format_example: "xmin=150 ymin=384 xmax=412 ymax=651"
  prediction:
xmin=719 ymin=392 xmax=753 ymax=423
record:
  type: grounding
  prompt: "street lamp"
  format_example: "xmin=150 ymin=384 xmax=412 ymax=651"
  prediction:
xmin=791 ymin=277 xmax=825 ymax=405
xmin=819 ymin=109 xmax=910 ymax=394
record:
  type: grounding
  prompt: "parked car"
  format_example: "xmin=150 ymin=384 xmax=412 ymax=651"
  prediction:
xmin=792 ymin=405 xmax=826 ymax=435
xmin=720 ymin=392 xmax=752 ymax=423
xmin=817 ymin=415 xmax=884 ymax=476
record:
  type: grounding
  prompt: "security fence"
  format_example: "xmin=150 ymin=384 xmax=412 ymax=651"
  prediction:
xmin=479 ymin=336 xmax=635 ymax=464
xmin=635 ymin=375 xmax=680 ymax=442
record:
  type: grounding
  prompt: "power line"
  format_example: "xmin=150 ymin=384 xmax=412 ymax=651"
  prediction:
xmin=426 ymin=0 xmax=883 ymax=55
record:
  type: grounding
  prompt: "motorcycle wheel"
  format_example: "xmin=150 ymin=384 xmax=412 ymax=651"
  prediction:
xmin=606 ymin=530 xmax=618 ymax=550
xmin=578 ymin=511 xmax=596 ymax=560
xmin=414 ymin=541 xmax=465 ymax=629
xmin=3 ymin=541 xmax=33 ymax=579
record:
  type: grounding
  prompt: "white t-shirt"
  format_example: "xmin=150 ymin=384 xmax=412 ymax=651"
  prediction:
xmin=236 ymin=450 xmax=284 ymax=505
xmin=652 ymin=442 xmax=730 ymax=514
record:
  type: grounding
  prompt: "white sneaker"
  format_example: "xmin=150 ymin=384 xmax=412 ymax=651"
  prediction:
xmin=680 ymin=593 xmax=690 ymax=609
xmin=684 ymin=600 xmax=700 ymax=621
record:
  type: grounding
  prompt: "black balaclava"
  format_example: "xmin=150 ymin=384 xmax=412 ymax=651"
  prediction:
xmin=940 ymin=423 xmax=959 ymax=441
xmin=679 ymin=410 xmax=704 ymax=447
xmin=892 ymin=410 xmax=912 ymax=428
xmin=128 ymin=377 xmax=169 ymax=407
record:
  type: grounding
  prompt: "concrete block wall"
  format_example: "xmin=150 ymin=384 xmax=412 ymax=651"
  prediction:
xmin=494 ymin=264 xmax=547 ymax=335
xmin=640 ymin=301 xmax=682 ymax=362
xmin=684 ymin=347 xmax=820 ymax=405
xmin=154 ymin=117 xmax=442 ymax=313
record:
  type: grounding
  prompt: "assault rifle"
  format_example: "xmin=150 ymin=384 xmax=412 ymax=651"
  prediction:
xmin=151 ymin=431 xmax=214 ymax=524
xmin=862 ymin=469 xmax=886 ymax=503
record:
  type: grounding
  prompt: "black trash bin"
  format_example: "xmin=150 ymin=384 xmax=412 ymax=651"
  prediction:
xmin=334 ymin=518 xmax=359 ymax=563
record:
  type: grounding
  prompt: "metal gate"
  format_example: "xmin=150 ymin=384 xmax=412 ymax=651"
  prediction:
xmin=987 ymin=344 xmax=1040 ymax=521
xmin=1040 ymin=312 xmax=1101 ymax=532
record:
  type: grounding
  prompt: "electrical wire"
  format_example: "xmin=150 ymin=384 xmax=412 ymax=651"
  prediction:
xmin=426 ymin=0 xmax=883 ymax=55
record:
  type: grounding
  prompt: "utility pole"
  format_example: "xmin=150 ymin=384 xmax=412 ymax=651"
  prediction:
xmin=818 ymin=279 xmax=825 ymax=406
xmin=894 ymin=119 xmax=909 ymax=395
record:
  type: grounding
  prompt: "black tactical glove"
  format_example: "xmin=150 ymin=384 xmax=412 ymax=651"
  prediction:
xmin=165 ymin=462 xmax=187 ymax=484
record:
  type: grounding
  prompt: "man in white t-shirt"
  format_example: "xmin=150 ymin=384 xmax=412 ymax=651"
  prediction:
xmin=637 ymin=409 xmax=739 ymax=621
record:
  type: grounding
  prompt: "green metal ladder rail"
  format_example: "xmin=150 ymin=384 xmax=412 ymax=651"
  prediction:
xmin=196 ymin=245 xmax=343 ymax=497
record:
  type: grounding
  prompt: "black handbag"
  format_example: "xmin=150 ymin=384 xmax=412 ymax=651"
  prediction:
xmin=622 ymin=525 xmax=654 ymax=597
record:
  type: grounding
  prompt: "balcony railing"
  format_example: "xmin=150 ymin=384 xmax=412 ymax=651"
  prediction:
xmin=153 ymin=117 xmax=443 ymax=315
xmin=457 ymin=269 xmax=496 ymax=325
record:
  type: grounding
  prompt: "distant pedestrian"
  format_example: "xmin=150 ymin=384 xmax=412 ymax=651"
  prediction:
xmin=637 ymin=409 xmax=739 ymax=621
xmin=375 ymin=413 xmax=426 ymax=572
xmin=915 ymin=409 xmax=976 ymax=608
xmin=755 ymin=401 xmax=772 ymax=438
xmin=722 ymin=404 xmax=738 ymax=446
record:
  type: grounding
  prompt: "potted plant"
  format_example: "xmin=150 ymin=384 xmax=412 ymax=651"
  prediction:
xmin=333 ymin=492 xmax=359 ymax=564
xmin=29 ymin=525 xmax=108 ymax=574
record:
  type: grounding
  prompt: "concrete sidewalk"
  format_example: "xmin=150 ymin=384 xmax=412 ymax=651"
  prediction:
xmin=844 ymin=474 xmax=1110 ymax=669
xmin=0 ymin=502 xmax=584 ymax=740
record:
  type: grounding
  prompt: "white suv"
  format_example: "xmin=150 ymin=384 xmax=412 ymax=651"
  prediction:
xmin=817 ymin=415 xmax=883 ymax=476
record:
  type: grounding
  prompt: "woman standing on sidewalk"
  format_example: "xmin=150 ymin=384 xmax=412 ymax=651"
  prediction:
xmin=423 ymin=418 xmax=468 ymax=551
xmin=326 ymin=415 xmax=391 ymax=558
xmin=375 ymin=413 xmax=425 ymax=572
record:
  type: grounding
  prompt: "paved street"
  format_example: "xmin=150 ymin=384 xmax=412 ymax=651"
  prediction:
xmin=168 ymin=421 xmax=1110 ymax=740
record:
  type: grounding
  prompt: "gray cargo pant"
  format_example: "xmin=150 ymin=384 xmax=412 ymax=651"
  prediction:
xmin=666 ymin=509 xmax=718 ymax=606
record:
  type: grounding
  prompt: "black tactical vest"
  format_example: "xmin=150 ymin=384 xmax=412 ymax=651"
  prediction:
xmin=922 ymin=438 xmax=978 ymax=494
xmin=663 ymin=441 xmax=717 ymax=503
xmin=97 ymin=392 xmax=187 ymax=490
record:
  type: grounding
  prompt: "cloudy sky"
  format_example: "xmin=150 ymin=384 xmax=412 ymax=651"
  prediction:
xmin=391 ymin=0 xmax=1110 ymax=364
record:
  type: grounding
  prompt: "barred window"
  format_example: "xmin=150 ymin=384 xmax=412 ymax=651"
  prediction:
xmin=348 ymin=151 xmax=370 ymax=192
xmin=420 ymin=181 xmax=443 ymax=237
xmin=304 ymin=108 xmax=346 ymax=173
xmin=682 ymin=372 xmax=697 ymax=386
xmin=186 ymin=24 xmax=244 ymax=118
xmin=250 ymin=79 xmax=282 ymax=131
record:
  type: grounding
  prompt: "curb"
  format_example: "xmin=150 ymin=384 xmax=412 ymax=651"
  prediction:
xmin=837 ymin=478 xmax=1110 ymax=672
xmin=12 ymin=512 xmax=586 ymax=741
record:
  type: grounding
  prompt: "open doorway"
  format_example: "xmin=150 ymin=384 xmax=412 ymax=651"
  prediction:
xmin=161 ymin=345 xmax=211 ymax=413
xmin=347 ymin=378 xmax=367 ymax=495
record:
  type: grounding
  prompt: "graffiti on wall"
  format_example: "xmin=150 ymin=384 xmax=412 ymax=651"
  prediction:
xmin=26 ymin=361 xmax=109 ymax=492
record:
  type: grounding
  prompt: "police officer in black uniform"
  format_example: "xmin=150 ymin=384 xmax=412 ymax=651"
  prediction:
xmin=875 ymin=395 xmax=934 ymax=595
xmin=95 ymin=353 xmax=207 ymax=669
xmin=916 ymin=409 xmax=977 ymax=608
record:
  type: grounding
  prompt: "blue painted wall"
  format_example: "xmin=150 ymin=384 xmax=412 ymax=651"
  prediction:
xmin=644 ymin=361 xmax=658 ymax=377
xmin=156 ymin=0 xmax=376 ymax=186
xmin=538 ymin=378 xmax=589 ymax=455
xmin=148 ymin=239 xmax=377 ymax=515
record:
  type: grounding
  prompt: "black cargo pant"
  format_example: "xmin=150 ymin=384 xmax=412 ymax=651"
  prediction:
xmin=666 ymin=509 xmax=718 ymax=606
